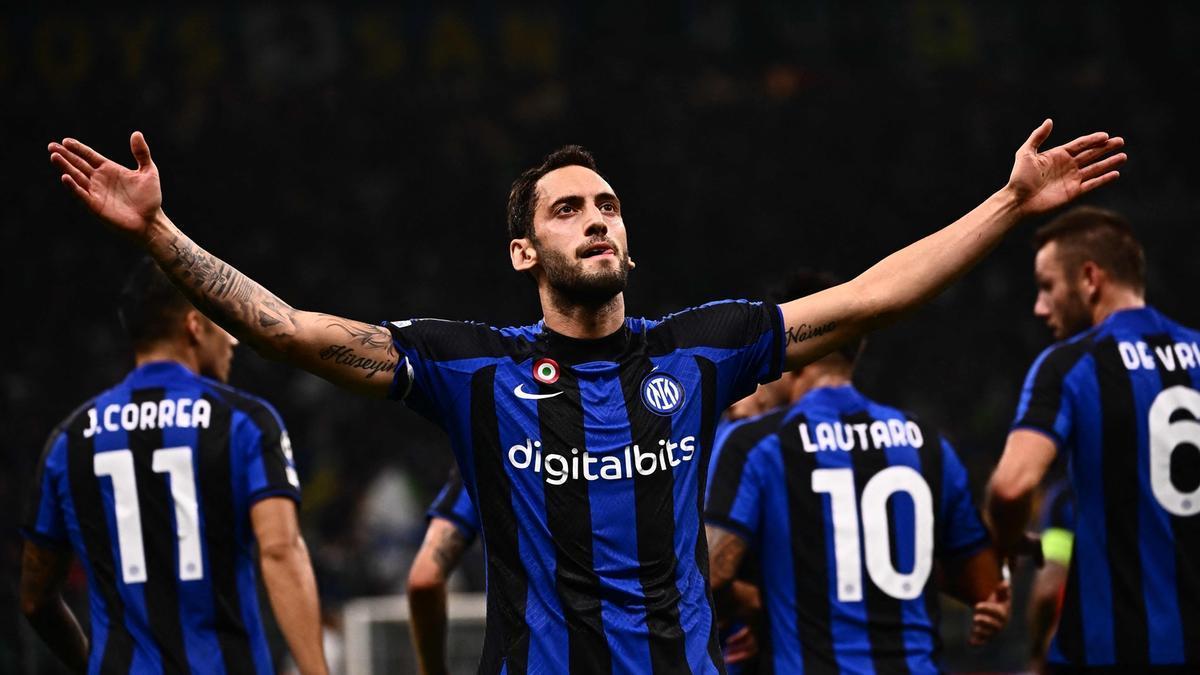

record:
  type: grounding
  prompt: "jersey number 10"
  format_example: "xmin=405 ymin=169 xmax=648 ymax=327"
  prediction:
xmin=93 ymin=447 xmax=204 ymax=584
xmin=812 ymin=465 xmax=934 ymax=602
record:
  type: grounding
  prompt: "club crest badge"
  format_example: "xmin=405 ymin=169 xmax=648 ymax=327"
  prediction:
xmin=641 ymin=372 xmax=684 ymax=415
xmin=534 ymin=358 xmax=560 ymax=384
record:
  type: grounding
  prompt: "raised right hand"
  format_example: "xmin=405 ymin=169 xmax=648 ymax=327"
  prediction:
xmin=49 ymin=132 xmax=162 ymax=241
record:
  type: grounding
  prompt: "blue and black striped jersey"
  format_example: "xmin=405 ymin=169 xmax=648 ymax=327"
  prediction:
xmin=1013 ymin=305 xmax=1200 ymax=669
xmin=22 ymin=361 xmax=301 ymax=675
xmin=705 ymin=385 xmax=988 ymax=674
xmin=386 ymin=299 xmax=783 ymax=674
xmin=428 ymin=468 xmax=481 ymax=542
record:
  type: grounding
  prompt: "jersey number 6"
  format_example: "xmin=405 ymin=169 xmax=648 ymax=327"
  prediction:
xmin=1149 ymin=385 xmax=1200 ymax=517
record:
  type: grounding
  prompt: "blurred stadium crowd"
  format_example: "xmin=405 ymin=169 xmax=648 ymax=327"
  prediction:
xmin=4 ymin=2 xmax=1199 ymax=671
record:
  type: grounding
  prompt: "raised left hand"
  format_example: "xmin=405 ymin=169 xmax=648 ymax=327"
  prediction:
xmin=1007 ymin=119 xmax=1126 ymax=216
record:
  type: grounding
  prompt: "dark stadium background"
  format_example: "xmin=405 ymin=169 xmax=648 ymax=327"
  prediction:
xmin=4 ymin=3 xmax=1198 ymax=672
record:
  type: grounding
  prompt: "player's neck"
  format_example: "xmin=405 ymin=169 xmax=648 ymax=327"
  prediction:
xmin=539 ymin=288 xmax=626 ymax=339
xmin=790 ymin=369 xmax=852 ymax=402
xmin=1091 ymin=287 xmax=1145 ymax=327
xmin=134 ymin=343 xmax=201 ymax=376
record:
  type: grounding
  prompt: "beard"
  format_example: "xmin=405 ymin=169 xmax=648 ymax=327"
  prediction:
xmin=1052 ymin=291 xmax=1093 ymax=340
xmin=537 ymin=242 xmax=631 ymax=307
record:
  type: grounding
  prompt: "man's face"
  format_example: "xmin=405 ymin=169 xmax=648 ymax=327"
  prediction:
xmin=527 ymin=165 xmax=632 ymax=305
xmin=194 ymin=315 xmax=238 ymax=383
xmin=1033 ymin=242 xmax=1092 ymax=340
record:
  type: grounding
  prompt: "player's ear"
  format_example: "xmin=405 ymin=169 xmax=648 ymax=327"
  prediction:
xmin=628 ymin=256 xmax=636 ymax=270
xmin=184 ymin=310 xmax=204 ymax=344
xmin=1079 ymin=261 xmax=1103 ymax=302
xmin=511 ymin=238 xmax=537 ymax=272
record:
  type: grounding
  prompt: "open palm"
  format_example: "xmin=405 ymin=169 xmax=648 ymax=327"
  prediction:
xmin=1007 ymin=119 xmax=1126 ymax=216
xmin=48 ymin=132 xmax=162 ymax=238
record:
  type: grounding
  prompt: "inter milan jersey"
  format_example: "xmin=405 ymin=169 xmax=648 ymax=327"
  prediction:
xmin=705 ymin=385 xmax=988 ymax=674
xmin=22 ymin=361 xmax=301 ymax=675
xmin=428 ymin=468 xmax=481 ymax=542
xmin=387 ymin=300 xmax=783 ymax=674
xmin=1013 ymin=306 xmax=1200 ymax=669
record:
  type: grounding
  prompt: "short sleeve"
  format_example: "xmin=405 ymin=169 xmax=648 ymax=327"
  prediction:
xmin=385 ymin=318 xmax=520 ymax=427
xmin=657 ymin=300 xmax=784 ymax=405
xmin=1011 ymin=343 xmax=1087 ymax=449
xmin=427 ymin=469 xmax=480 ymax=542
xmin=238 ymin=402 xmax=302 ymax=505
xmin=21 ymin=431 xmax=70 ymax=549
xmin=704 ymin=418 xmax=774 ymax=541
xmin=938 ymin=437 xmax=989 ymax=560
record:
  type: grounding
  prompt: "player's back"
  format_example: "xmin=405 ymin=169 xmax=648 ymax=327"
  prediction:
xmin=1014 ymin=305 xmax=1200 ymax=667
xmin=706 ymin=385 xmax=988 ymax=674
xmin=25 ymin=361 xmax=300 ymax=674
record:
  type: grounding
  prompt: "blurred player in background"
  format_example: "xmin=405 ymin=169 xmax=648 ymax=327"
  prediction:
xmin=1028 ymin=478 xmax=1074 ymax=673
xmin=408 ymin=468 xmax=480 ymax=675
xmin=989 ymin=206 xmax=1200 ymax=671
xmin=48 ymin=119 xmax=1121 ymax=672
xmin=20 ymin=260 xmax=326 ymax=675
xmin=706 ymin=271 xmax=1010 ymax=674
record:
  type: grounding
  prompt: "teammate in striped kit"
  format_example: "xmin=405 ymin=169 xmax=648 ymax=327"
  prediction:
xmin=1028 ymin=478 xmax=1074 ymax=673
xmin=48 ymin=119 xmax=1122 ymax=672
xmin=989 ymin=206 xmax=1200 ymax=671
xmin=20 ymin=261 xmax=326 ymax=674
xmin=408 ymin=469 xmax=481 ymax=675
xmin=705 ymin=272 xmax=1010 ymax=674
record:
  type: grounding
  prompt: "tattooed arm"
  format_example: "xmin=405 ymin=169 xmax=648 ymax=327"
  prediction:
xmin=20 ymin=541 xmax=88 ymax=673
xmin=48 ymin=134 xmax=399 ymax=397
xmin=407 ymin=518 xmax=472 ymax=675
xmin=705 ymin=525 xmax=759 ymax=625
xmin=775 ymin=120 xmax=1125 ymax=371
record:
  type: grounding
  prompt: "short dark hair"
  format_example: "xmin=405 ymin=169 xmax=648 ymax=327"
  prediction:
xmin=768 ymin=270 xmax=864 ymax=366
xmin=118 ymin=257 xmax=193 ymax=349
xmin=506 ymin=145 xmax=600 ymax=241
xmin=1033 ymin=206 xmax=1145 ymax=291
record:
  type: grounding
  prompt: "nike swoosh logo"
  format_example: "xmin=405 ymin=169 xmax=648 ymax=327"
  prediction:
xmin=513 ymin=383 xmax=564 ymax=400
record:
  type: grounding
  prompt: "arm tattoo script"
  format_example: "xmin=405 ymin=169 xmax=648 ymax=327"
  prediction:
xmin=317 ymin=316 xmax=399 ymax=379
xmin=165 ymin=235 xmax=298 ymax=343
xmin=785 ymin=320 xmax=836 ymax=346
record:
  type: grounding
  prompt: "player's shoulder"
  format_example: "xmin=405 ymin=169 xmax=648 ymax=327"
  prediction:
xmin=652 ymin=298 xmax=771 ymax=327
xmin=718 ymin=406 xmax=791 ymax=452
xmin=386 ymin=317 xmax=539 ymax=361
xmin=1028 ymin=325 xmax=1103 ymax=378
xmin=42 ymin=394 xmax=102 ymax=455
xmin=196 ymin=377 xmax=285 ymax=429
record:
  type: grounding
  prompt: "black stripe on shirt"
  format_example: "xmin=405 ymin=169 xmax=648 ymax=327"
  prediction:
xmin=1056 ymin=544 xmax=1085 ymax=664
xmin=845 ymin=410 xmax=909 ymax=675
xmin=620 ymin=357 xmax=688 ymax=673
xmin=470 ymin=365 xmax=530 ymax=675
xmin=692 ymin=356 xmax=725 ymax=672
xmin=779 ymin=412 xmax=838 ymax=674
xmin=66 ymin=404 xmax=135 ymax=674
xmin=705 ymin=409 xmax=788 ymax=526
xmin=918 ymin=425 xmax=946 ymax=661
xmin=538 ymin=363 xmax=612 ymax=673
xmin=129 ymin=387 xmax=189 ymax=672
xmin=1094 ymin=337 xmax=1149 ymax=662
xmin=1016 ymin=339 xmax=1093 ymax=442
xmin=196 ymin=393 xmax=258 ymax=674
xmin=1147 ymin=333 xmax=1200 ymax=663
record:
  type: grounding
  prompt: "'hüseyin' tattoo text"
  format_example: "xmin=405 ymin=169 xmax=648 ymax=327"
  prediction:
xmin=319 ymin=344 xmax=396 ymax=378
xmin=786 ymin=321 xmax=836 ymax=346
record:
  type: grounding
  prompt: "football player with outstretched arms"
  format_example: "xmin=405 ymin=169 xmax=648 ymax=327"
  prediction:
xmin=48 ymin=121 xmax=1122 ymax=672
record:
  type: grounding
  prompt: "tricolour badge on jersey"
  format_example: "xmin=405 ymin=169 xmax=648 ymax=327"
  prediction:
xmin=641 ymin=372 xmax=685 ymax=415
xmin=534 ymin=358 xmax=560 ymax=384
